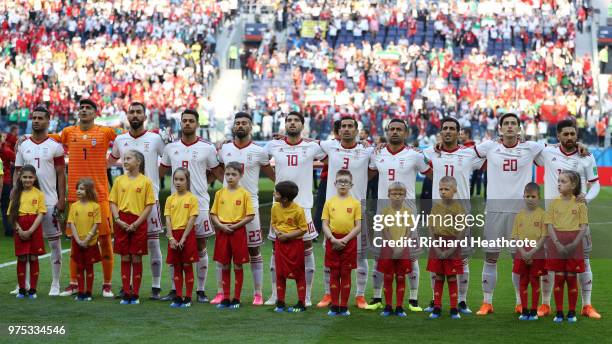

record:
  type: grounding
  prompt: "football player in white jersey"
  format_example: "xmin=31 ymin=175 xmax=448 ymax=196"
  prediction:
xmin=159 ymin=110 xmax=224 ymax=303
xmin=365 ymin=118 xmax=432 ymax=313
xmin=422 ymin=117 xmax=485 ymax=314
xmin=473 ymin=113 xmax=545 ymax=316
xmin=317 ymin=116 xmax=374 ymax=309
xmin=214 ymin=112 xmax=275 ymax=306
xmin=14 ymin=106 xmax=66 ymax=296
xmin=534 ymin=120 xmax=601 ymax=319
xmin=108 ymin=102 xmax=166 ymax=300
xmin=264 ymin=111 xmax=326 ymax=307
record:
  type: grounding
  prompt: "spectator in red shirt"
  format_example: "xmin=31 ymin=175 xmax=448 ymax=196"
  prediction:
xmin=0 ymin=125 xmax=18 ymax=236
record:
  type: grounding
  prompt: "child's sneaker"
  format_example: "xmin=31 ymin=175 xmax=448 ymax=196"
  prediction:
xmin=265 ymin=294 xmax=277 ymax=306
xmin=553 ymin=311 xmax=564 ymax=323
xmin=458 ymin=301 xmax=472 ymax=314
xmin=450 ymin=308 xmax=461 ymax=319
xmin=170 ymin=296 xmax=183 ymax=308
xmin=274 ymin=301 xmax=286 ymax=313
xmin=408 ymin=300 xmax=423 ymax=312
xmin=528 ymin=309 xmax=539 ymax=321
xmin=424 ymin=300 xmax=435 ymax=312
xmin=130 ymin=296 xmax=140 ymax=305
xmin=429 ymin=307 xmax=442 ymax=319
xmin=84 ymin=292 xmax=93 ymax=301
xmin=217 ymin=299 xmax=231 ymax=309
xmin=395 ymin=306 xmax=407 ymax=317
xmin=210 ymin=293 xmax=224 ymax=305
xmin=380 ymin=305 xmax=394 ymax=317
xmin=119 ymin=295 xmax=131 ymax=305
xmin=567 ymin=311 xmax=577 ymax=323
xmin=327 ymin=305 xmax=339 ymax=316
xmin=27 ymin=289 xmax=37 ymax=299
xmin=181 ymin=297 xmax=192 ymax=308
xmin=519 ymin=309 xmax=530 ymax=321
xmin=229 ymin=299 xmax=241 ymax=310
xmin=252 ymin=293 xmax=263 ymax=306
xmin=288 ymin=301 xmax=306 ymax=313
xmin=338 ymin=306 xmax=351 ymax=316
xmin=74 ymin=293 xmax=85 ymax=301
xmin=160 ymin=290 xmax=177 ymax=302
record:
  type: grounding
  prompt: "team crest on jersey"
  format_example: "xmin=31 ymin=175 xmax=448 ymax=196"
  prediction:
xmin=236 ymin=200 xmax=241 ymax=205
xmin=247 ymin=154 xmax=252 ymax=161
xmin=88 ymin=212 xmax=94 ymax=217
xmin=91 ymin=139 xmax=97 ymax=147
xmin=572 ymin=209 xmax=577 ymax=215
xmin=287 ymin=218 xmax=293 ymax=225
xmin=399 ymin=159 xmax=406 ymax=168
xmin=534 ymin=222 xmax=540 ymax=227
xmin=144 ymin=142 xmax=150 ymax=151
xmin=136 ymin=188 xmax=142 ymax=193
xmin=347 ymin=208 xmax=352 ymax=213
xmin=192 ymin=150 xmax=198 ymax=159
xmin=32 ymin=199 xmax=37 ymax=205
xmin=184 ymin=204 xmax=190 ymax=209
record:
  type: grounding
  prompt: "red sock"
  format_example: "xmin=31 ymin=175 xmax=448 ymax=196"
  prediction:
xmin=222 ymin=268 xmax=231 ymax=299
xmin=132 ymin=260 xmax=143 ymax=297
xmin=233 ymin=267 xmax=244 ymax=301
xmin=330 ymin=268 xmax=341 ymax=307
xmin=76 ymin=264 xmax=85 ymax=294
xmin=85 ymin=264 xmax=94 ymax=294
xmin=297 ymin=276 xmax=306 ymax=304
xmin=173 ymin=264 xmax=184 ymax=298
xmin=519 ymin=273 xmax=530 ymax=310
xmin=276 ymin=276 xmax=286 ymax=303
xmin=121 ymin=260 xmax=131 ymax=295
xmin=396 ymin=274 xmax=406 ymax=308
xmin=17 ymin=259 xmax=27 ymax=289
xmin=448 ymin=278 xmax=458 ymax=309
xmin=340 ymin=268 xmax=352 ymax=308
xmin=383 ymin=273 xmax=394 ymax=306
xmin=434 ymin=278 xmax=444 ymax=307
xmin=566 ymin=274 xmax=578 ymax=312
xmin=29 ymin=258 xmax=39 ymax=290
xmin=554 ymin=274 xmax=566 ymax=313
xmin=530 ymin=274 xmax=540 ymax=310
xmin=184 ymin=264 xmax=194 ymax=298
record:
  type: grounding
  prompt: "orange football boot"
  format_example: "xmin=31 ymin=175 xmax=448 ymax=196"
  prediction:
xmin=355 ymin=296 xmax=368 ymax=309
xmin=581 ymin=305 xmax=601 ymax=319
xmin=537 ymin=304 xmax=551 ymax=317
xmin=317 ymin=294 xmax=332 ymax=308
xmin=476 ymin=303 xmax=494 ymax=315
xmin=515 ymin=304 xmax=523 ymax=314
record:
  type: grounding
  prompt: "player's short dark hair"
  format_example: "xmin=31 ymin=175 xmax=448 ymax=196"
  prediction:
xmin=275 ymin=181 xmax=299 ymax=201
xmin=234 ymin=112 xmax=252 ymax=122
xmin=556 ymin=119 xmax=577 ymax=134
xmin=32 ymin=105 xmax=50 ymax=119
xmin=79 ymin=98 xmax=97 ymax=111
xmin=181 ymin=109 xmax=199 ymax=121
xmin=524 ymin=182 xmax=540 ymax=195
xmin=499 ymin=113 xmax=520 ymax=127
xmin=462 ymin=127 xmax=472 ymax=138
xmin=287 ymin=111 xmax=304 ymax=124
xmin=333 ymin=120 xmax=342 ymax=135
xmin=336 ymin=169 xmax=353 ymax=180
xmin=440 ymin=117 xmax=460 ymax=131
xmin=225 ymin=161 xmax=244 ymax=175
xmin=339 ymin=116 xmax=358 ymax=128
xmin=386 ymin=118 xmax=408 ymax=131
xmin=129 ymin=102 xmax=146 ymax=113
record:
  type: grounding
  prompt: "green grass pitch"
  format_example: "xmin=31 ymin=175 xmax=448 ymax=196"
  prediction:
xmin=1 ymin=179 xmax=612 ymax=343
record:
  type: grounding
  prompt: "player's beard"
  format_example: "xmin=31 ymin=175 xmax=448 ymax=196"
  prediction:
xmin=130 ymin=120 xmax=144 ymax=131
xmin=235 ymin=130 xmax=248 ymax=139
xmin=287 ymin=128 xmax=301 ymax=137
xmin=562 ymin=140 xmax=576 ymax=151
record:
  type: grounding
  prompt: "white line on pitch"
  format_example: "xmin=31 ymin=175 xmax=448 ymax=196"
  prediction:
xmin=0 ymin=248 xmax=71 ymax=269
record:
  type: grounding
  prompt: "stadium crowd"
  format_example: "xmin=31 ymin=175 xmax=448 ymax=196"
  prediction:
xmin=243 ymin=0 xmax=610 ymax=145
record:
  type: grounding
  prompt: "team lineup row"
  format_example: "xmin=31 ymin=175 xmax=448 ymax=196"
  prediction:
xmin=9 ymin=99 xmax=601 ymax=321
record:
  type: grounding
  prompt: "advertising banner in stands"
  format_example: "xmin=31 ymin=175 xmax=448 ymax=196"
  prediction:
xmin=301 ymin=20 xmax=328 ymax=38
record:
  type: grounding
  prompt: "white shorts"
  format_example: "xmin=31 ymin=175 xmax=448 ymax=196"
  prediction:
xmin=42 ymin=205 xmax=61 ymax=239
xmin=268 ymin=208 xmax=319 ymax=242
xmin=195 ymin=210 xmax=214 ymax=239
xmin=483 ymin=212 xmax=517 ymax=253
xmin=246 ymin=209 xmax=263 ymax=248
xmin=147 ymin=201 xmax=164 ymax=237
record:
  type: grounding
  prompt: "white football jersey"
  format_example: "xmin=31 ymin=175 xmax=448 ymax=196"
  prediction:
xmin=111 ymin=131 xmax=165 ymax=199
xmin=15 ymin=137 xmax=64 ymax=206
xmin=161 ymin=138 xmax=219 ymax=211
xmin=370 ymin=145 xmax=431 ymax=199
xmin=423 ymin=145 xmax=485 ymax=200
xmin=535 ymin=146 xmax=599 ymax=201
xmin=218 ymin=141 xmax=269 ymax=208
xmin=321 ymin=140 xmax=373 ymax=201
xmin=266 ymin=139 xmax=325 ymax=208
xmin=475 ymin=140 xmax=544 ymax=212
